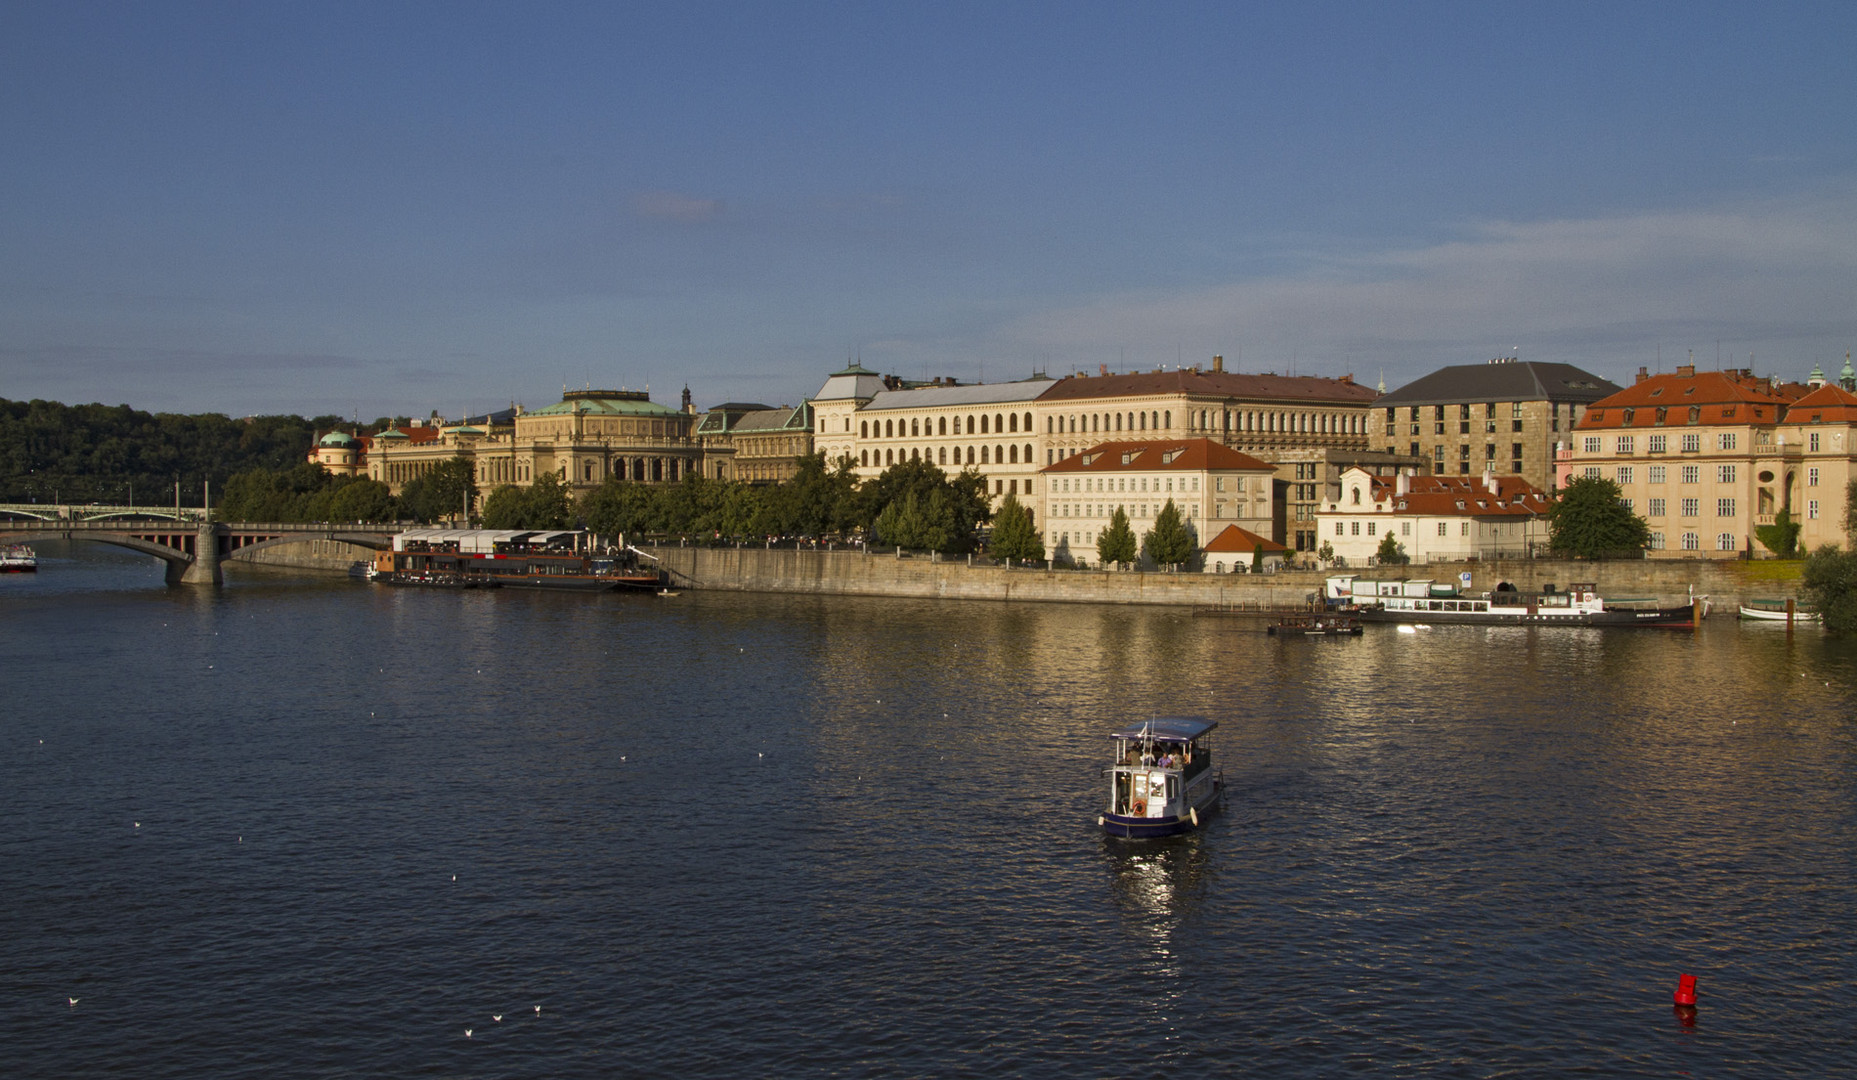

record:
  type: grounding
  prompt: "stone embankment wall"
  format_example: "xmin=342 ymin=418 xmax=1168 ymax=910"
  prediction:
xmin=229 ymin=538 xmax=376 ymax=572
xmin=643 ymin=544 xmax=1804 ymax=612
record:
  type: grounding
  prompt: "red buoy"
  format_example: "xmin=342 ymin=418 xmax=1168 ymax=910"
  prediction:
xmin=1674 ymin=974 xmax=1698 ymax=1006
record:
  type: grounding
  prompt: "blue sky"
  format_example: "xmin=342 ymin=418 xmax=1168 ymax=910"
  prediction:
xmin=4 ymin=2 xmax=1855 ymax=418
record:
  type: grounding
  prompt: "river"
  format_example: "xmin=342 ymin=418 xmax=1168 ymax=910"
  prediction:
xmin=4 ymin=541 xmax=1854 ymax=1077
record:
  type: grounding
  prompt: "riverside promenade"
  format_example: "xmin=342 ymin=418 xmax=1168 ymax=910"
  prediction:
xmin=639 ymin=543 xmax=1803 ymax=612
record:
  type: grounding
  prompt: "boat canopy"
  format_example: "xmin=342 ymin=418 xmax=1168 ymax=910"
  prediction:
xmin=393 ymin=528 xmax=584 ymax=554
xmin=1108 ymin=716 xmax=1217 ymax=742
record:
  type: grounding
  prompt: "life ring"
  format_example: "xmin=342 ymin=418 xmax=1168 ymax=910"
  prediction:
xmin=1130 ymin=800 xmax=1146 ymax=816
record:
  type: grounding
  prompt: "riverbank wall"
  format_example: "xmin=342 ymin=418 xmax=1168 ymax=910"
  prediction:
xmin=641 ymin=544 xmax=1804 ymax=612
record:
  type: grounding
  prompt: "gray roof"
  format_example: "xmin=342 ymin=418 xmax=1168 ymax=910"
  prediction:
xmin=1376 ymin=361 xmax=1621 ymax=406
xmin=863 ymin=379 xmax=1052 ymax=411
xmin=811 ymin=365 xmax=888 ymax=402
xmin=731 ymin=406 xmax=800 ymax=432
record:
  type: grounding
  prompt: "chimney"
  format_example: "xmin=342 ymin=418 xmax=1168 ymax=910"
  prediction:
xmin=1676 ymin=364 xmax=1695 ymax=377
xmin=1212 ymin=354 xmax=1224 ymax=373
xmin=1099 ymin=363 xmax=1108 ymax=376
xmin=1636 ymin=366 xmax=1650 ymax=383
xmin=1396 ymin=472 xmax=1409 ymax=496
xmin=1339 ymin=374 xmax=1353 ymax=384
xmin=1484 ymin=468 xmax=1498 ymax=495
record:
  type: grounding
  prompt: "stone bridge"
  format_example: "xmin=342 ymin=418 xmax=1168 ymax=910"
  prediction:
xmin=0 ymin=502 xmax=210 ymax=523
xmin=0 ymin=519 xmax=397 ymax=584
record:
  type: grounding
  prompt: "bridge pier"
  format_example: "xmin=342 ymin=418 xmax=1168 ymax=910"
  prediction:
xmin=175 ymin=524 xmax=223 ymax=585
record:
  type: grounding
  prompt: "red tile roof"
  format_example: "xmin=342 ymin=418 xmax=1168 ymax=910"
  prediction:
xmin=1202 ymin=525 xmax=1290 ymax=554
xmin=1354 ymin=474 xmax=1549 ymax=518
xmin=1037 ymin=369 xmax=1375 ymax=405
xmin=1784 ymin=382 xmax=1857 ymax=424
xmin=1576 ymin=370 xmax=1793 ymax=429
xmin=1040 ymin=438 xmax=1273 ymax=474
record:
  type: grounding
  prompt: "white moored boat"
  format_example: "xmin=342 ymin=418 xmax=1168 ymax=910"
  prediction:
xmin=1 ymin=544 xmax=37 ymax=573
xmin=1098 ymin=717 xmax=1224 ymax=839
xmin=1738 ymin=599 xmax=1819 ymax=622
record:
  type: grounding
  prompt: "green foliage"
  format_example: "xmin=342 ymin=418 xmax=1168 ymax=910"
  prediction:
xmin=1317 ymin=540 xmax=1336 ymax=564
xmin=0 ymin=397 xmax=326 ymax=505
xmin=579 ymin=477 xmax=660 ymax=538
xmin=1140 ymin=499 xmax=1196 ymax=568
xmin=860 ymin=460 xmax=989 ymax=553
xmin=1755 ymin=509 xmax=1802 ymax=558
xmin=989 ymin=493 xmax=1044 ymax=562
xmin=1803 ymin=544 xmax=1857 ymax=634
xmin=326 ymin=479 xmax=395 ymax=522
xmin=1375 ymin=532 xmax=1409 ymax=565
xmin=482 ymin=473 xmax=574 ymax=529
xmin=1097 ymin=506 xmax=1138 ymax=566
xmin=1547 ymin=475 xmax=1651 ymax=558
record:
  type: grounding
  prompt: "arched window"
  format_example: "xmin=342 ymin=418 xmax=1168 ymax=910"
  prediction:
xmin=1115 ymin=414 xmax=1122 ymax=432
xmin=938 ymin=417 xmax=947 ymax=435
xmin=1024 ymin=412 xmax=1032 ymax=431
xmin=1138 ymin=412 xmax=1146 ymax=431
xmin=1009 ymin=444 xmax=1018 ymax=463
xmin=980 ymin=415 xmax=989 ymax=434
xmin=1008 ymin=413 xmax=1018 ymax=433
xmin=966 ymin=446 xmax=975 ymax=464
xmin=938 ymin=446 xmax=947 ymax=464
xmin=981 ymin=445 xmax=990 ymax=464
xmin=1024 ymin=443 xmax=1032 ymax=463
xmin=995 ymin=444 xmax=1004 ymax=464
xmin=885 ymin=449 xmax=894 ymax=465
xmin=1164 ymin=411 xmax=1171 ymax=429
xmin=911 ymin=418 xmax=919 ymax=437
xmin=966 ymin=415 xmax=975 ymax=434
xmin=912 ymin=448 xmax=920 ymax=461
xmin=860 ymin=421 xmax=868 ymax=438
xmin=885 ymin=419 xmax=893 ymax=438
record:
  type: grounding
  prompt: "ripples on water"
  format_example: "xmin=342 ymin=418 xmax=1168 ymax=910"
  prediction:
xmin=4 ymin=542 xmax=1855 ymax=1077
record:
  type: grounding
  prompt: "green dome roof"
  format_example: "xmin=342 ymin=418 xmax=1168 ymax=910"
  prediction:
xmin=318 ymin=431 xmax=358 ymax=447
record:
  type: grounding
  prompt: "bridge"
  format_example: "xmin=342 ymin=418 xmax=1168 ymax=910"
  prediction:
xmin=0 ymin=502 xmax=210 ymax=523
xmin=0 ymin=520 xmax=397 ymax=584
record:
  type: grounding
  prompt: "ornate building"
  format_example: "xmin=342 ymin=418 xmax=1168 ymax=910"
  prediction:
xmin=1038 ymin=437 xmax=1277 ymax=567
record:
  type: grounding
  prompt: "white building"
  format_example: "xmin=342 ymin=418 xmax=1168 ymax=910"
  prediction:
xmin=1317 ymin=466 xmax=1550 ymax=565
xmin=1039 ymin=438 xmax=1276 ymax=566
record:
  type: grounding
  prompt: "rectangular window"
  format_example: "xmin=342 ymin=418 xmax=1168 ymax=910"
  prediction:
xmin=1718 ymin=433 xmax=1738 ymax=451
xmin=1718 ymin=533 xmax=1738 ymax=551
xmin=1650 ymin=532 xmax=1665 ymax=550
xmin=1336 ymin=522 xmax=1346 ymax=536
xmin=1401 ymin=522 xmax=1411 ymax=536
xmin=1437 ymin=521 xmax=1448 ymax=536
xmin=1682 ymin=434 xmax=1701 ymax=452
xmin=1648 ymin=498 xmax=1666 ymax=517
xmin=1582 ymin=436 xmax=1602 ymax=453
xmin=1461 ymin=522 xmax=1469 ymax=536
xmin=1621 ymin=498 xmax=1634 ymax=512
xmin=1367 ymin=522 xmax=1376 ymax=536
xmin=1616 ymin=435 xmax=1635 ymax=453
xmin=1717 ymin=465 xmax=1737 ymax=484
xmin=1511 ymin=402 xmax=1524 ymax=418
xmin=1350 ymin=522 xmax=1360 ymax=536
xmin=1809 ymin=500 xmax=1820 ymax=519
xmin=1617 ymin=466 xmax=1634 ymax=484
xmin=1682 ymin=532 xmax=1700 ymax=551
xmin=1584 ymin=467 xmax=1601 ymax=479
xmin=1648 ymin=434 xmax=1667 ymax=453
xmin=1681 ymin=465 xmax=1699 ymax=484
xmin=1647 ymin=466 xmax=1666 ymax=484
xmin=1809 ymin=467 xmax=1819 ymax=486
xmin=1810 ymin=432 xmax=1822 ymax=452
xmin=1681 ymin=498 xmax=1699 ymax=517
xmin=1717 ymin=498 xmax=1736 ymax=517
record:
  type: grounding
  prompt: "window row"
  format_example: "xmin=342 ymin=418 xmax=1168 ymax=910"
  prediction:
xmin=858 ymin=444 xmax=1035 ymax=468
xmin=862 ymin=412 xmax=1034 ymax=439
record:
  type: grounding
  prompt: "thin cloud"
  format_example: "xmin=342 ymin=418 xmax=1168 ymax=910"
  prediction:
xmin=635 ymin=191 xmax=725 ymax=223
xmin=996 ymin=191 xmax=1857 ymax=382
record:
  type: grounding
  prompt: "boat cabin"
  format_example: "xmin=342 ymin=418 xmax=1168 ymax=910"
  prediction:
xmin=1106 ymin=717 xmax=1218 ymax=822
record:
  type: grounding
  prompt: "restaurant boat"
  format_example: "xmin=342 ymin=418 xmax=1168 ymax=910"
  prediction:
xmin=1267 ymin=614 xmax=1363 ymax=636
xmin=1 ymin=544 xmax=37 ymax=573
xmin=370 ymin=529 xmax=664 ymax=591
xmin=1325 ymin=576 xmax=1702 ymax=628
xmin=1098 ymin=717 xmax=1225 ymax=839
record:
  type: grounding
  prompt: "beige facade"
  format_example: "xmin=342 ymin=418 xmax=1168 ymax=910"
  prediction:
xmin=1370 ymin=359 xmax=1621 ymax=493
xmin=1565 ymin=366 xmax=1857 ymax=558
xmin=1316 ymin=467 xmax=1550 ymax=565
xmin=1039 ymin=438 xmax=1276 ymax=566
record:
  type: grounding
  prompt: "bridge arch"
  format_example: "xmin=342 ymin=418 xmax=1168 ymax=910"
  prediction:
xmin=0 ymin=529 xmax=197 ymax=582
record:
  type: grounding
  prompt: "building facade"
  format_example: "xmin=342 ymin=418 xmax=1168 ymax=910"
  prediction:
xmin=1316 ymin=466 xmax=1551 ymax=565
xmin=1370 ymin=359 xmax=1621 ymax=492
xmin=1038 ymin=438 xmax=1276 ymax=566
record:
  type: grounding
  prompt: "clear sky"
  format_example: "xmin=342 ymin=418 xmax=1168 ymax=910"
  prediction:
xmin=4 ymin=1 xmax=1855 ymax=419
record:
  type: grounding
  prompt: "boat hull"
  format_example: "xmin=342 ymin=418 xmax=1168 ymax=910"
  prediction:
xmin=1100 ymin=784 xmax=1222 ymax=839
xmin=1739 ymin=605 xmax=1819 ymax=622
xmin=1353 ymin=605 xmax=1697 ymax=628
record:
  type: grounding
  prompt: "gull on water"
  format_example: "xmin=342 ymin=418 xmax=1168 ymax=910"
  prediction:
xmin=535 ymin=1005 xmax=542 ymax=1015
xmin=493 ymin=1014 xmax=502 ymax=1022
xmin=68 ymin=998 xmax=78 ymax=1007
xmin=465 ymin=1028 xmax=472 ymax=1038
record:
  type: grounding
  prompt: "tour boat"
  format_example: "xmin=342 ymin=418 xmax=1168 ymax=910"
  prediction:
xmin=1098 ymin=717 xmax=1224 ymax=839
xmin=1267 ymin=615 xmax=1362 ymax=636
xmin=371 ymin=529 xmax=664 ymax=592
xmin=1738 ymin=599 xmax=1819 ymax=622
xmin=1326 ymin=576 xmax=1702 ymax=628
xmin=1 ymin=544 xmax=37 ymax=572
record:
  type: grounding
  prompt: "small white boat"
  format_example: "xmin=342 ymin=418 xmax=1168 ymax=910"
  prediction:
xmin=1738 ymin=601 xmax=1818 ymax=622
xmin=1098 ymin=717 xmax=1224 ymax=839
xmin=0 ymin=544 xmax=37 ymax=573
xmin=656 ymin=588 xmax=681 ymax=597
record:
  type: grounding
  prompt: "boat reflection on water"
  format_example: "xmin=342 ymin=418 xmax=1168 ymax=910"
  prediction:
xmin=1104 ymin=837 xmax=1213 ymax=949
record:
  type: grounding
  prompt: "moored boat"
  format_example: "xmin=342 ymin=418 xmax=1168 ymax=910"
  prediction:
xmin=371 ymin=529 xmax=664 ymax=591
xmin=1738 ymin=599 xmax=1819 ymax=622
xmin=1327 ymin=576 xmax=1702 ymax=628
xmin=1 ymin=544 xmax=37 ymax=572
xmin=1098 ymin=717 xmax=1224 ymax=839
xmin=1267 ymin=615 xmax=1362 ymax=636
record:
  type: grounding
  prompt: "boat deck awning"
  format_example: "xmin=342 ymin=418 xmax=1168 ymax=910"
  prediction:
xmin=1109 ymin=716 xmax=1217 ymax=742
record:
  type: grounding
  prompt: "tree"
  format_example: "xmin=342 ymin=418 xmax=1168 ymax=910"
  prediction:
xmin=1803 ymin=544 xmax=1857 ymax=634
xmin=480 ymin=484 xmax=526 ymax=529
xmin=1097 ymin=506 xmax=1138 ymax=567
xmin=1755 ymin=509 xmax=1802 ymax=558
xmin=1141 ymin=499 xmax=1195 ymax=569
xmin=579 ymin=477 xmax=662 ymax=539
xmin=859 ymin=459 xmax=989 ymax=553
xmin=327 ymin=478 xmax=395 ymax=522
xmin=400 ymin=455 xmax=480 ymax=523
xmin=1375 ymin=532 xmax=1409 ymax=565
xmin=481 ymin=473 xmax=573 ymax=529
xmin=989 ymin=493 xmax=1044 ymax=562
xmin=1316 ymin=540 xmax=1336 ymax=565
xmin=1547 ymin=476 xmax=1650 ymax=558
